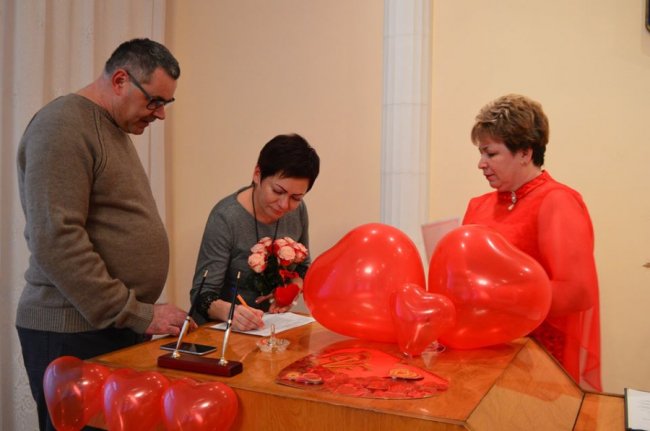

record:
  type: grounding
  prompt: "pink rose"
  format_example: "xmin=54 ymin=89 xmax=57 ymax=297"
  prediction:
xmin=273 ymin=238 xmax=289 ymax=254
xmin=293 ymin=242 xmax=308 ymax=264
xmin=248 ymin=252 xmax=267 ymax=273
xmin=250 ymin=242 xmax=268 ymax=255
xmin=259 ymin=237 xmax=273 ymax=249
xmin=276 ymin=245 xmax=296 ymax=266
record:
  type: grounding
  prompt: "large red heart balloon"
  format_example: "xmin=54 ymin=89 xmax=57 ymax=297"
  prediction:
xmin=162 ymin=378 xmax=239 ymax=431
xmin=43 ymin=356 xmax=111 ymax=431
xmin=103 ymin=368 xmax=169 ymax=431
xmin=390 ymin=283 xmax=456 ymax=357
xmin=428 ymin=225 xmax=551 ymax=349
xmin=304 ymin=223 xmax=425 ymax=342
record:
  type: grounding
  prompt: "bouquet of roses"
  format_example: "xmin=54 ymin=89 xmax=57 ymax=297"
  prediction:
xmin=247 ymin=236 xmax=309 ymax=307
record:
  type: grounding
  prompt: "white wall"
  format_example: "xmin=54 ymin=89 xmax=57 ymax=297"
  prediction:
xmin=165 ymin=1 xmax=384 ymax=312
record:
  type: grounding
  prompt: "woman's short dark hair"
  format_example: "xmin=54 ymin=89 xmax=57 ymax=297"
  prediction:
xmin=471 ymin=94 xmax=549 ymax=166
xmin=257 ymin=134 xmax=320 ymax=191
xmin=104 ymin=38 xmax=180 ymax=83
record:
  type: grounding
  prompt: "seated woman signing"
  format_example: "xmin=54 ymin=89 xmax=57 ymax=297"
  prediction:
xmin=191 ymin=134 xmax=320 ymax=331
xmin=462 ymin=94 xmax=601 ymax=391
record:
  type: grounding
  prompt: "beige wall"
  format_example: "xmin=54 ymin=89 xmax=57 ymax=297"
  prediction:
xmin=164 ymin=1 xmax=384 ymax=310
xmin=165 ymin=0 xmax=650 ymax=394
xmin=430 ymin=1 xmax=650 ymax=394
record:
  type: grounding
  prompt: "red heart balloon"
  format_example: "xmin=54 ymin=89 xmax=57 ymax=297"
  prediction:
xmin=390 ymin=283 xmax=456 ymax=357
xmin=428 ymin=225 xmax=551 ymax=349
xmin=43 ymin=356 xmax=111 ymax=431
xmin=273 ymin=283 xmax=300 ymax=307
xmin=103 ymin=368 xmax=169 ymax=431
xmin=162 ymin=378 xmax=239 ymax=431
xmin=304 ymin=223 xmax=425 ymax=342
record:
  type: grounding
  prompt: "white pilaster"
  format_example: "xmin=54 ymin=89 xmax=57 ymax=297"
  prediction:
xmin=381 ymin=0 xmax=432 ymax=261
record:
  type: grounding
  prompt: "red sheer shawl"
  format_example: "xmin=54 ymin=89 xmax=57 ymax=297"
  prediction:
xmin=463 ymin=171 xmax=602 ymax=391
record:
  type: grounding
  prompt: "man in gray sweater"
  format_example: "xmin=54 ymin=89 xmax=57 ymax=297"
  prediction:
xmin=16 ymin=38 xmax=193 ymax=431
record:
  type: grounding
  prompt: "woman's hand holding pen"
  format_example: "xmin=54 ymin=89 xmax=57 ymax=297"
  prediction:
xmin=207 ymin=297 xmax=264 ymax=331
xmin=234 ymin=295 xmax=265 ymax=331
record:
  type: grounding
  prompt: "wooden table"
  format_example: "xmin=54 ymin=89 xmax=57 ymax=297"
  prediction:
xmin=89 ymin=321 xmax=623 ymax=430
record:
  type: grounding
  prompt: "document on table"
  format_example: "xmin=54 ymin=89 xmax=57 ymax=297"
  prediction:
xmin=210 ymin=312 xmax=315 ymax=336
xmin=625 ymin=388 xmax=650 ymax=431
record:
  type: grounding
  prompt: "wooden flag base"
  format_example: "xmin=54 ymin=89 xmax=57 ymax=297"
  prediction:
xmin=157 ymin=353 xmax=243 ymax=377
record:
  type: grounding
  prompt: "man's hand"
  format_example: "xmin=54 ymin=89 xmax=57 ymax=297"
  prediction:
xmin=145 ymin=303 xmax=197 ymax=336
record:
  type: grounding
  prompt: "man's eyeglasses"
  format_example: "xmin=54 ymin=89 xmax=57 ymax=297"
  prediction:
xmin=125 ymin=70 xmax=175 ymax=110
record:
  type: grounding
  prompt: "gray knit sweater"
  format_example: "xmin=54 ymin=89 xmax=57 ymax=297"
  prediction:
xmin=16 ymin=94 xmax=168 ymax=334
xmin=190 ymin=187 xmax=310 ymax=322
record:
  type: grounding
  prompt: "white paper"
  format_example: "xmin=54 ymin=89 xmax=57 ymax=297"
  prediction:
xmin=210 ymin=312 xmax=315 ymax=337
xmin=626 ymin=388 xmax=650 ymax=430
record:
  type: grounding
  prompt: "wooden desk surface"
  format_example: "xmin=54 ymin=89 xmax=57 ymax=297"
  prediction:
xmin=89 ymin=321 xmax=623 ymax=430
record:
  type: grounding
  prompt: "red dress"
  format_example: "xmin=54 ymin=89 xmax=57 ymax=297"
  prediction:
xmin=463 ymin=171 xmax=601 ymax=391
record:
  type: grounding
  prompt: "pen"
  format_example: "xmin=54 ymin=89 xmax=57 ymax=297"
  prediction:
xmin=236 ymin=294 xmax=250 ymax=308
xmin=172 ymin=269 xmax=207 ymax=358
xmin=219 ymin=271 xmax=240 ymax=365
xmin=188 ymin=269 xmax=208 ymax=317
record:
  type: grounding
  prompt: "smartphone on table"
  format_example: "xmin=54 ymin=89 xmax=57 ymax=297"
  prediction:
xmin=160 ymin=342 xmax=217 ymax=356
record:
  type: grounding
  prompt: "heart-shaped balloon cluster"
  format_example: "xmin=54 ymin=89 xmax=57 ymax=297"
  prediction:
xmin=304 ymin=223 xmax=552 ymax=354
xmin=44 ymin=357 xmax=241 ymax=431
xmin=428 ymin=225 xmax=552 ymax=349
xmin=303 ymin=223 xmax=426 ymax=343
xmin=43 ymin=356 xmax=111 ymax=431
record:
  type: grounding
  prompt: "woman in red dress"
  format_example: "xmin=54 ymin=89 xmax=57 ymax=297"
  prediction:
xmin=463 ymin=94 xmax=601 ymax=391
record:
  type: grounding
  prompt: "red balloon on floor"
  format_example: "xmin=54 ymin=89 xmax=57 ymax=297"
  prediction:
xmin=103 ymin=368 xmax=169 ymax=431
xmin=162 ymin=378 xmax=239 ymax=431
xmin=43 ymin=356 xmax=111 ymax=431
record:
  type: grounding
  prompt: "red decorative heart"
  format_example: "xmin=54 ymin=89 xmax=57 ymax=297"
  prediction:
xmin=273 ymin=283 xmax=300 ymax=307
xmin=162 ymin=378 xmax=239 ymax=431
xmin=277 ymin=347 xmax=448 ymax=399
xmin=304 ymin=223 xmax=425 ymax=343
xmin=390 ymin=283 xmax=456 ymax=356
xmin=43 ymin=356 xmax=111 ymax=431
xmin=103 ymin=368 xmax=169 ymax=431
xmin=428 ymin=225 xmax=552 ymax=349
